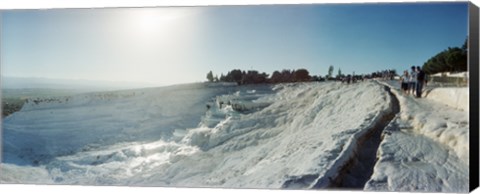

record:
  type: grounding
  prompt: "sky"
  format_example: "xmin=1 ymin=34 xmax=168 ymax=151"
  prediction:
xmin=1 ymin=2 xmax=469 ymax=86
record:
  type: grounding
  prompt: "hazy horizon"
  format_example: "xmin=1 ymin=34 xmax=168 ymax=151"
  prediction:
xmin=1 ymin=76 xmax=164 ymax=90
xmin=1 ymin=2 xmax=469 ymax=86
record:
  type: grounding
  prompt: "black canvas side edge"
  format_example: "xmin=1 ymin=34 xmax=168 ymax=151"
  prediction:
xmin=469 ymin=1 xmax=480 ymax=192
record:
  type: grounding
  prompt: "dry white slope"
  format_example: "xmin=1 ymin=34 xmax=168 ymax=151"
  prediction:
xmin=1 ymin=80 xmax=469 ymax=193
xmin=2 ymin=81 xmax=393 ymax=189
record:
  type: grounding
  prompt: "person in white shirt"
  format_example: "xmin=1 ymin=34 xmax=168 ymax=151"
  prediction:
xmin=400 ymin=70 xmax=410 ymax=95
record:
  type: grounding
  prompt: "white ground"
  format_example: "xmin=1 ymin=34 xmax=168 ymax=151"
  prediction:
xmin=1 ymin=80 xmax=470 ymax=192
xmin=365 ymin=81 xmax=469 ymax=192
xmin=425 ymin=87 xmax=469 ymax=111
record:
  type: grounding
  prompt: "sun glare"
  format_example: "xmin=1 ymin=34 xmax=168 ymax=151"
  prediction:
xmin=105 ymin=7 xmax=201 ymax=85
xmin=126 ymin=8 xmax=184 ymax=37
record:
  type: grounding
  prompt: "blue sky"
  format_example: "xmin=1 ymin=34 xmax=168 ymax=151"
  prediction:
xmin=1 ymin=2 xmax=468 ymax=86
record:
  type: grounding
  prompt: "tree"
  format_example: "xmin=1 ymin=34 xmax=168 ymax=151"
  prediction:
xmin=270 ymin=71 xmax=282 ymax=83
xmin=294 ymin=69 xmax=310 ymax=82
xmin=220 ymin=74 xmax=226 ymax=82
xmin=242 ymin=70 xmax=268 ymax=84
xmin=462 ymin=36 xmax=468 ymax=51
xmin=446 ymin=47 xmax=467 ymax=72
xmin=337 ymin=68 xmax=342 ymax=77
xmin=282 ymin=69 xmax=294 ymax=82
xmin=328 ymin=65 xmax=334 ymax=79
xmin=230 ymin=69 xmax=243 ymax=84
xmin=423 ymin=38 xmax=468 ymax=74
xmin=206 ymin=71 xmax=214 ymax=82
xmin=423 ymin=47 xmax=467 ymax=74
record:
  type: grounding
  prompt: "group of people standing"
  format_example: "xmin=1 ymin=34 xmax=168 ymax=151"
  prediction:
xmin=400 ymin=66 xmax=427 ymax=98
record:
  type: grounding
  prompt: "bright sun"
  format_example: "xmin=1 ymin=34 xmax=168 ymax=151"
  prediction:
xmin=127 ymin=8 xmax=183 ymax=36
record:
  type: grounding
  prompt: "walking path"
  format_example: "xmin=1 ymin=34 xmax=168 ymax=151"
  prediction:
xmin=365 ymin=81 xmax=469 ymax=192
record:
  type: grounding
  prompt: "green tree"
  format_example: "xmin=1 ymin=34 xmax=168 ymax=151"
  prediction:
xmin=328 ymin=65 xmax=334 ymax=79
xmin=423 ymin=47 xmax=467 ymax=74
xmin=446 ymin=47 xmax=467 ymax=72
xmin=294 ymin=69 xmax=310 ymax=82
xmin=337 ymin=68 xmax=342 ymax=77
xmin=206 ymin=71 xmax=214 ymax=82
xmin=230 ymin=69 xmax=243 ymax=84
xmin=270 ymin=71 xmax=282 ymax=83
xmin=462 ymin=37 xmax=468 ymax=51
xmin=422 ymin=38 xmax=468 ymax=74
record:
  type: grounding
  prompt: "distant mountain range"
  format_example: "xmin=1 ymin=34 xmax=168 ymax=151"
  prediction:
xmin=1 ymin=76 xmax=158 ymax=91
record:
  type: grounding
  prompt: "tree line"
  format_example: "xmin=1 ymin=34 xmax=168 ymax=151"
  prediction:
xmin=422 ymin=38 xmax=468 ymax=74
xmin=206 ymin=66 xmax=398 ymax=85
xmin=207 ymin=69 xmax=311 ymax=85
xmin=206 ymin=37 xmax=467 ymax=85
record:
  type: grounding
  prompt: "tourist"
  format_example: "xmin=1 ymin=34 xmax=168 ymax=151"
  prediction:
xmin=416 ymin=66 xmax=426 ymax=98
xmin=400 ymin=70 xmax=410 ymax=94
xmin=409 ymin=66 xmax=417 ymax=96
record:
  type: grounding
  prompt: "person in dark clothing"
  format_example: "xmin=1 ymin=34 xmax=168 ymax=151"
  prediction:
xmin=409 ymin=66 xmax=417 ymax=96
xmin=416 ymin=66 xmax=426 ymax=98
